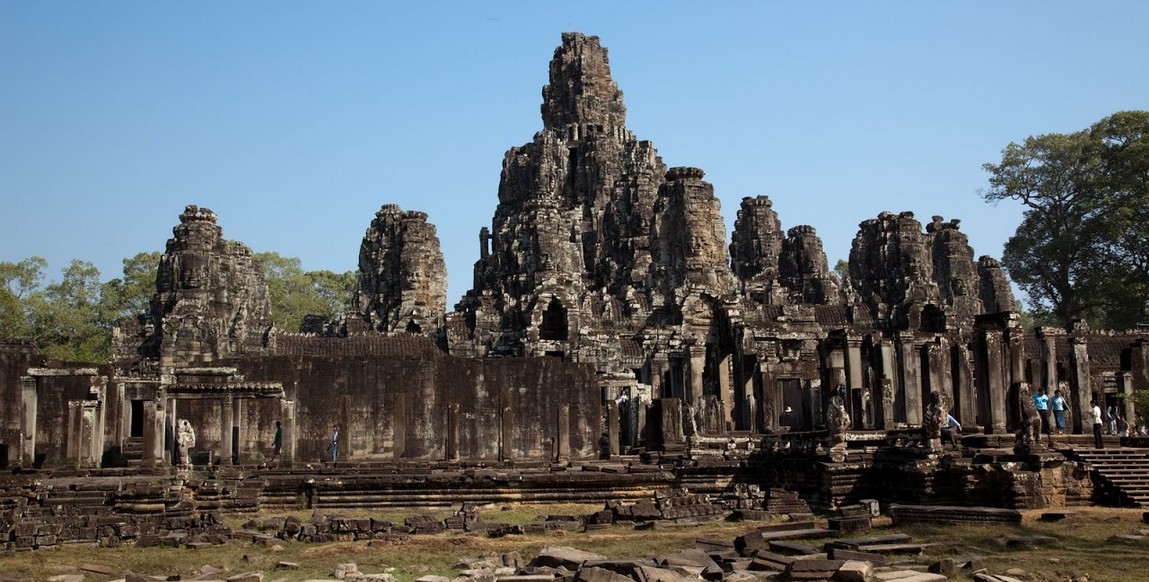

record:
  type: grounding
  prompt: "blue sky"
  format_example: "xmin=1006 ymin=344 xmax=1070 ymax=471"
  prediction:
xmin=2 ymin=2 xmax=1147 ymax=308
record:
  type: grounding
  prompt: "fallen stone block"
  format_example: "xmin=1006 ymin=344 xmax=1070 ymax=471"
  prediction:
xmin=928 ymin=558 xmax=954 ymax=576
xmin=1109 ymin=534 xmax=1147 ymax=544
xmin=333 ymin=563 xmax=359 ymax=579
xmin=80 ymin=564 xmax=117 ymax=576
xmin=873 ymin=571 xmax=947 ymax=582
xmin=836 ymin=560 xmax=874 ymax=582
xmin=1038 ymin=511 xmax=1078 ymax=522
xmin=768 ymin=540 xmax=819 ymax=556
xmin=826 ymin=547 xmax=885 ymax=565
xmin=276 ymin=562 xmax=300 ymax=570
xmin=227 ymin=572 xmax=263 ymax=582
xmin=782 ymin=558 xmax=843 ymax=580
xmin=531 ymin=546 xmax=608 ymax=570
xmin=575 ymin=567 xmax=631 ymax=582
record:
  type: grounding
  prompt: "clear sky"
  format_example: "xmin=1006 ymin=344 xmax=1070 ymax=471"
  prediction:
xmin=2 ymin=2 xmax=1147 ymax=308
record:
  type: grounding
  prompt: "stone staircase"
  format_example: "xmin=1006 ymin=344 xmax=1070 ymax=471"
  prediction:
xmin=1069 ymin=448 xmax=1149 ymax=508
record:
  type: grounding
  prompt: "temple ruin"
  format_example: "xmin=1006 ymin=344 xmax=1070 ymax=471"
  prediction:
xmin=3 ymin=34 xmax=1149 ymax=522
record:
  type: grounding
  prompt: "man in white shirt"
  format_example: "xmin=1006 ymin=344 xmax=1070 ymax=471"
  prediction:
xmin=1091 ymin=399 xmax=1104 ymax=449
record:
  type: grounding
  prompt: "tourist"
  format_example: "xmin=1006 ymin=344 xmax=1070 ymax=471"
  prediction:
xmin=942 ymin=412 xmax=961 ymax=447
xmin=598 ymin=432 xmax=611 ymax=460
xmin=1032 ymin=387 xmax=1051 ymax=438
xmin=329 ymin=424 xmax=340 ymax=466
xmin=1107 ymin=405 xmax=1119 ymax=435
xmin=1091 ymin=399 xmax=1104 ymax=449
xmin=1051 ymin=390 xmax=1068 ymax=435
xmin=1118 ymin=415 xmax=1130 ymax=438
xmin=272 ymin=420 xmax=282 ymax=460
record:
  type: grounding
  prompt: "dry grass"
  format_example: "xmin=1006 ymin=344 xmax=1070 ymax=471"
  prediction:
xmin=3 ymin=506 xmax=1147 ymax=582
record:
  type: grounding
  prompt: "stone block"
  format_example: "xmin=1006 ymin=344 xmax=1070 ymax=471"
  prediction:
xmin=835 ymin=560 xmax=873 ymax=582
xmin=227 ymin=573 xmax=264 ymax=582
xmin=531 ymin=546 xmax=607 ymax=570
xmin=334 ymin=563 xmax=359 ymax=579
xmin=575 ymin=566 xmax=633 ymax=582
xmin=826 ymin=547 xmax=885 ymax=565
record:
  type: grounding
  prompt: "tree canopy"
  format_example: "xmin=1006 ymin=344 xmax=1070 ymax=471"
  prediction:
xmin=983 ymin=110 xmax=1149 ymax=329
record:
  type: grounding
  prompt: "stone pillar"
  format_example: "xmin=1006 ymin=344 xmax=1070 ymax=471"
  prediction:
xmin=974 ymin=314 xmax=1008 ymax=434
xmin=220 ymin=395 xmax=235 ymax=465
xmin=953 ymin=342 xmax=975 ymax=426
xmin=166 ymin=397 xmax=178 ymax=465
xmin=234 ymin=398 xmax=246 ymax=464
xmin=80 ymin=401 xmax=101 ymax=468
xmin=878 ymin=341 xmax=901 ymax=424
xmin=898 ymin=332 xmax=923 ymax=425
xmin=689 ymin=347 xmax=705 ymax=405
xmin=556 ymin=404 xmax=570 ymax=464
xmin=281 ymin=398 xmax=296 ymax=466
xmin=926 ymin=336 xmax=953 ymax=410
xmin=393 ymin=393 xmax=407 ymax=460
xmin=650 ymin=356 xmax=666 ymax=399
xmin=607 ymin=400 xmax=620 ymax=457
xmin=880 ymin=377 xmax=895 ymax=430
xmin=717 ymin=352 xmax=733 ymax=431
xmin=19 ymin=376 xmax=36 ymax=467
xmin=846 ymin=336 xmax=864 ymax=389
xmin=447 ymin=402 xmax=460 ymax=462
xmin=1036 ymin=327 xmax=1063 ymax=392
xmin=142 ymin=398 xmax=164 ymax=467
xmin=66 ymin=401 xmax=81 ymax=468
xmin=1118 ymin=372 xmax=1136 ymax=432
xmin=1068 ymin=321 xmax=1092 ymax=434
xmin=761 ymin=366 xmax=780 ymax=432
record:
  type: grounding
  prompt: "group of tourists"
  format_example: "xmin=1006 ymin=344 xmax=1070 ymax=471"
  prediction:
xmin=1031 ymin=386 xmax=1069 ymax=436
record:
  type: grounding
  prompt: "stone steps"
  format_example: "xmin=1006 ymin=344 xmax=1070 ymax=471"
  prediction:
xmin=1069 ymin=447 xmax=1149 ymax=508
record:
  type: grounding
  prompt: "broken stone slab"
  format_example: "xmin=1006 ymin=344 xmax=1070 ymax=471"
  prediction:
xmin=636 ymin=565 xmax=689 ymax=582
xmin=333 ymin=563 xmax=359 ymax=579
xmin=826 ymin=547 xmax=886 ymax=565
xmin=226 ymin=573 xmax=263 ymax=582
xmin=973 ymin=574 xmax=1027 ymax=582
xmin=654 ymin=548 xmax=718 ymax=570
xmin=758 ymin=527 xmax=834 ymax=541
xmin=574 ymin=567 xmax=634 ymax=582
xmin=416 ymin=577 xmax=453 ymax=582
xmin=873 ymin=571 xmax=947 ymax=582
xmin=530 ymin=546 xmax=608 ymax=570
xmin=767 ymin=540 xmax=819 ymax=555
xmin=781 ymin=558 xmax=844 ymax=580
xmin=854 ymin=543 xmax=931 ymax=555
xmin=927 ymin=558 xmax=954 ymax=576
xmin=80 ymin=564 xmax=118 ymax=576
xmin=827 ymin=534 xmax=912 ymax=550
xmin=276 ymin=562 xmax=300 ymax=570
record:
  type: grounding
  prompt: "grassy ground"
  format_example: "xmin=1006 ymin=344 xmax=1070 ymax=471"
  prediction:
xmin=4 ymin=505 xmax=1148 ymax=582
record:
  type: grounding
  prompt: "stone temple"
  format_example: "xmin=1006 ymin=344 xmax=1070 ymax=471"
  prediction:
xmin=3 ymin=33 xmax=1149 ymax=515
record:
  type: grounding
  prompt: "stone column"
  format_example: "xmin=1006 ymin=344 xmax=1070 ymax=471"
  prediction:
xmin=688 ymin=347 xmax=705 ymax=406
xmin=166 ymin=397 xmax=178 ymax=465
xmin=898 ymin=332 xmax=923 ymax=425
xmin=66 ymin=401 xmax=81 ymax=468
xmin=142 ymin=398 xmax=164 ymax=467
xmin=650 ymin=356 xmax=666 ymax=399
xmin=281 ymin=398 xmax=296 ymax=466
xmin=880 ymin=377 xmax=895 ymax=430
xmin=80 ymin=401 xmax=101 ymax=468
xmin=926 ymin=336 xmax=952 ymax=409
xmin=556 ymin=404 xmax=570 ymax=464
xmin=234 ymin=398 xmax=246 ymax=464
xmin=1036 ymin=327 xmax=1062 ymax=391
xmin=447 ymin=402 xmax=460 ymax=462
xmin=220 ymin=395 xmax=235 ymax=465
xmin=1118 ymin=372 xmax=1136 ymax=432
xmin=760 ymin=365 xmax=780 ymax=432
xmin=953 ymin=342 xmax=975 ymax=426
xmin=846 ymin=335 xmax=864 ymax=390
xmin=1068 ymin=322 xmax=1092 ymax=434
xmin=974 ymin=314 xmax=1008 ymax=434
xmin=19 ymin=376 xmax=37 ymax=467
xmin=717 ymin=352 xmax=733 ymax=431
xmin=878 ymin=341 xmax=901 ymax=424
xmin=607 ymin=400 xmax=619 ymax=457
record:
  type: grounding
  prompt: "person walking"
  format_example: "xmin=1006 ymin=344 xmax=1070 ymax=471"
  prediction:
xmin=329 ymin=424 xmax=340 ymax=466
xmin=1091 ymin=399 xmax=1104 ymax=449
xmin=1051 ymin=390 xmax=1068 ymax=435
xmin=1033 ymin=387 xmax=1052 ymax=439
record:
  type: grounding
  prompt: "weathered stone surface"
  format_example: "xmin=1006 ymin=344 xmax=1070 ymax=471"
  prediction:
xmin=530 ymin=546 xmax=608 ymax=570
xmin=354 ymin=204 xmax=447 ymax=335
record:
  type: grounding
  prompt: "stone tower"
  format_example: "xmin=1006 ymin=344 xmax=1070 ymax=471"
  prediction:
xmin=354 ymin=204 xmax=447 ymax=334
xmin=148 ymin=205 xmax=272 ymax=365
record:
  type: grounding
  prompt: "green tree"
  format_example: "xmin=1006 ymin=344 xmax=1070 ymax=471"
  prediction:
xmin=983 ymin=111 xmax=1149 ymax=329
xmin=25 ymin=260 xmax=106 ymax=362
xmin=0 ymin=256 xmax=47 ymax=338
xmin=100 ymin=251 xmax=161 ymax=326
xmin=255 ymin=252 xmax=355 ymax=331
